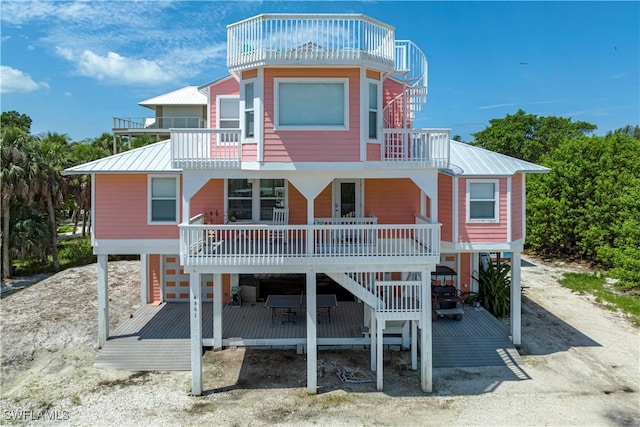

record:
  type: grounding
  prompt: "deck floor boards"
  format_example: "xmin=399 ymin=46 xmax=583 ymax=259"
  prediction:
xmin=95 ymin=303 xmax=521 ymax=371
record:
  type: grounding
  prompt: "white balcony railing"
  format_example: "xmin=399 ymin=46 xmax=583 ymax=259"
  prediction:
xmin=382 ymin=128 xmax=450 ymax=167
xmin=170 ymin=129 xmax=242 ymax=169
xmin=227 ymin=14 xmax=395 ymax=71
xmin=113 ymin=117 xmax=206 ymax=130
xmin=179 ymin=222 xmax=440 ymax=267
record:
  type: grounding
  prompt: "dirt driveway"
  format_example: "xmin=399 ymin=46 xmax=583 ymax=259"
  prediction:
xmin=1 ymin=257 xmax=638 ymax=426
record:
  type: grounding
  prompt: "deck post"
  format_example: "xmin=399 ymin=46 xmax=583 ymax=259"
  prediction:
xmin=420 ymin=268 xmax=433 ymax=392
xmin=370 ymin=307 xmax=377 ymax=371
xmin=213 ymin=273 xmax=223 ymax=350
xmin=411 ymin=320 xmax=417 ymax=370
xmin=510 ymin=251 xmax=522 ymax=346
xmin=306 ymin=270 xmax=317 ymax=394
xmin=376 ymin=318 xmax=385 ymax=390
xmin=140 ymin=254 xmax=148 ymax=305
xmin=97 ymin=254 xmax=108 ymax=348
xmin=189 ymin=272 xmax=203 ymax=396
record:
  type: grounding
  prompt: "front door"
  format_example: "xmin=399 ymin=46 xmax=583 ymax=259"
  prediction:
xmin=333 ymin=179 xmax=362 ymax=218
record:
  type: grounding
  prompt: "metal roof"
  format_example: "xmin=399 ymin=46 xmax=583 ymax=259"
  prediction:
xmin=64 ymin=139 xmax=549 ymax=176
xmin=446 ymin=140 xmax=550 ymax=176
xmin=64 ymin=140 xmax=179 ymax=175
xmin=139 ymin=86 xmax=206 ymax=109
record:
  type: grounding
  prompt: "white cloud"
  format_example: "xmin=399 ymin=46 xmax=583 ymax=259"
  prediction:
xmin=0 ymin=65 xmax=49 ymax=93
xmin=58 ymin=49 xmax=174 ymax=86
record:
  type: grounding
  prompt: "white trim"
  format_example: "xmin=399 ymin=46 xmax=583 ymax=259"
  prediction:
xmin=366 ymin=78 xmax=381 ymax=141
xmin=466 ymin=179 xmax=500 ymax=223
xmin=507 ymin=176 xmax=512 ymax=242
xmin=240 ymin=79 xmax=257 ymax=143
xmin=140 ymin=254 xmax=148 ymax=304
xmin=93 ymin=239 xmax=179 ymax=255
xmin=216 ymin=94 xmax=240 ymax=129
xmin=273 ymin=77 xmax=349 ymax=131
xmin=148 ymin=175 xmax=180 ymax=225
xmin=522 ymin=174 xmax=527 ymax=242
xmin=91 ymin=174 xmax=96 ymax=247
xmin=453 ymin=176 xmax=458 ymax=244
xmin=440 ymin=239 xmax=525 ymax=252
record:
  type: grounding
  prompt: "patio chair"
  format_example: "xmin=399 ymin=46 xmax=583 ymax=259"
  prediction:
xmin=271 ymin=208 xmax=289 ymax=244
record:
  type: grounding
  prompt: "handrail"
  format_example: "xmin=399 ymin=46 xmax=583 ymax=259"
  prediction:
xmin=113 ymin=117 xmax=206 ymax=130
xmin=170 ymin=128 xmax=242 ymax=169
xmin=381 ymin=128 xmax=450 ymax=167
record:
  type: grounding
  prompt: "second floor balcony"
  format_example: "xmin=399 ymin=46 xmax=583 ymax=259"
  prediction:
xmin=113 ymin=117 xmax=207 ymax=134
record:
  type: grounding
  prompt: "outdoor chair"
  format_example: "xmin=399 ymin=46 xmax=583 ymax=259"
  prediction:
xmin=271 ymin=208 xmax=289 ymax=244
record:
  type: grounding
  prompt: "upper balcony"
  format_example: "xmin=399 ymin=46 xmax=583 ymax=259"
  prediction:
xmin=113 ymin=116 xmax=207 ymax=137
xmin=227 ymin=14 xmax=396 ymax=73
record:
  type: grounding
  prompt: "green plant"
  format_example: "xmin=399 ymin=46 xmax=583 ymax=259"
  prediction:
xmin=474 ymin=263 xmax=511 ymax=318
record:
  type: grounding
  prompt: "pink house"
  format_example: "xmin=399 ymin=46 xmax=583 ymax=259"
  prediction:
xmin=66 ymin=13 xmax=548 ymax=395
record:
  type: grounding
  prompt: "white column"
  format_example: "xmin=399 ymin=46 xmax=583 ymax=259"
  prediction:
xmin=190 ymin=272 xmax=202 ymax=395
xmin=376 ymin=318 xmax=385 ymax=391
xmin=213 ymin=273 xmax=223 ymax=350
xmin=140 ymin=254 xmax=148 ymax=305
xmin=97 ymin=254 xmax=109 ymax=348
xmin=306 ymin=199 xmax=315 ymax=255
xmin=421 ymin=268 xmax=433 ymax=392
xmin=510 ymin=251 xmax=522 ymax=346
xmin=306 ymin=271 xmax=317 ymax=394
xmin=411 ymin=320 xmax=417 ymax=370
xmin=370 ymin=307 xmax=377 ymax=371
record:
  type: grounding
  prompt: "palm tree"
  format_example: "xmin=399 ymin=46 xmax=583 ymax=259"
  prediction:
xmin=1 ymin=127 xmax=36 ymax=278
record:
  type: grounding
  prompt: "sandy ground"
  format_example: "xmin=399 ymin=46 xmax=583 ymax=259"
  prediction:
xmin=1 ymin=257 xmax=638 ymax=426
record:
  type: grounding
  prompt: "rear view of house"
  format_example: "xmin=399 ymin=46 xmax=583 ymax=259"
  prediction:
xmin=66 ymin=13 xmax=548 ymax=395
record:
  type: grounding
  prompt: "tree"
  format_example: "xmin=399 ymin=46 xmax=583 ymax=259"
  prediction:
xmin=1 ymin=110 xmax=32 ymax=133
xmin=471 ymin=109 xmax=597 ymax=164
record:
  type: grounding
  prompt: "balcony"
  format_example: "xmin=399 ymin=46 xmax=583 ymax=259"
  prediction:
xmin=179 ymin=214 xmax=440 ymax=269
xmin=381 ymin=128 xmax=450 ymax=168
xmin=113 ymin=117 xmax=206 ymax=135
xmin=227 ymin=14 xmax=396 ymax=73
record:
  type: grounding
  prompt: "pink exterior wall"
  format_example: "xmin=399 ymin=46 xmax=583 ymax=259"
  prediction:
xmin=512 ymin=173 xmax=524 ymax=240
xmin=459 ymin=253 xmax=471 ymax=294
xmin=262 ymin=68 xmax=361 ymax=162
xmin=438 ymin=174 xmax=454 ymax=242
xmin=366 ymin=143 xmax=381 ymax=161
xmin=190 ymin=179 xmax=225 ymax=224
xmin=94 ymin=174 xmax=181 ymax=239
xmin=457 ymin=178 xmax=508 ymax=243
xmin=365 ymin=179 xmax=420 ymax=224
xmin=208 ymin=77 xmax=240 ymax=129
xmin=382 ymin=79 xmax=405 ymax=128
xmin=149 ymin=254 xmax=161 ymax=303
xmin=288 ymin=183 xmax=308 ymax=225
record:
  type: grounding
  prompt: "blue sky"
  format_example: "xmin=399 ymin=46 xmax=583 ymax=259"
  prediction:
xmin=1 ymin=1 xmax=638 ymax=142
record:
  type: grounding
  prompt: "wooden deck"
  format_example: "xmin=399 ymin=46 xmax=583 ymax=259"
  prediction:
xmin=95 ymin=302 xmax=521 ymax=371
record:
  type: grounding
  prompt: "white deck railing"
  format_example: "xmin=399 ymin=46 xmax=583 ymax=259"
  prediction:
xmin=113 ymin=117 xmax=206 ymax=130
xmin=170 ymin=128 xmax=242 ymax=169
xmin=382 ymin=128 xmax=450 ymax=167
xmin=375 ymin=280 xmax=422 ymax=314
xmin=179 ymin=222 xmax=440 ymax=267
xmin=227 ymin=14 xmax=395 ymax=71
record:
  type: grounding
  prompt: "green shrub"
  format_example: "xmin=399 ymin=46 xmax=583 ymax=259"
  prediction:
xmin=474 ymin=263 xmax=511 ymax=318
xmin=58 ymin=237 xmax=95 ymax=268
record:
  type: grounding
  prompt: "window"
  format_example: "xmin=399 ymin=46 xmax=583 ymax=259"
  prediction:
xmin=218 ymin=97 xmax=239 ymax=129
xmin=368 ymin=83 xmax=379 ymax=139
xmin=244 ymin=83 xmax=255 ymax=138
xmin=274 ymin=78 xmax=348 ymax=130
xmin=227 ymin=179 xmax=286 ymax=222
xmin=149 ymin=176 xmax=178 ymax=223
xmin=468 ymin=181 xmax=498 ymax=222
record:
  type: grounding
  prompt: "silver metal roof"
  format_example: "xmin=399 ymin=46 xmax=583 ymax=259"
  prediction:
xmin=139 ymin=86 xmax=206 ymax=109
xmin=64 ymin=139 xmax=549 ymax=176
xmin=64 ymin=140 xmax=179 ymax=175
xmin=446 ymin=140 xmax=549 ymax=176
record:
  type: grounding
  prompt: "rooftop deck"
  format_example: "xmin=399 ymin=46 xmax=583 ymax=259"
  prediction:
xmin=94 ymin=302 xmax=521 ymax=371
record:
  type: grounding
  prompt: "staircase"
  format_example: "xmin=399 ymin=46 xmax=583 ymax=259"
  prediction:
xmin=325 ymin=272 xmax=424 ymax=321
xmin=383 ymin=40 xmax=429 ymax=129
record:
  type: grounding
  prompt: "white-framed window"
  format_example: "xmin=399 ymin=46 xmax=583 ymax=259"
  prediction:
xmin=148 ymin=175 xmax=179 ymax=224
xmin=467 ymin=180 xmax=499 ymax=222
xmin=226 ymin=178 xmax=286 ymax=222
xmin=217 ymin=96 xmax=240 ymax=144
xmin=274 ymin=78 xmax=349 ymax=130
xmin=368 ymin=82 xmax=379 ymax=139
xmin=244 ymin=82 xmax=255 ymax=139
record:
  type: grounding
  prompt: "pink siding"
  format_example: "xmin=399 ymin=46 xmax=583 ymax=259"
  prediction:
xmin=263 ymin=68 xmax=361 ymax=162
xmin=382 ymin=79 xmax=405 ymax=128
xmin=459 ymin=253 xmax=471 ymax=294
xmin=366 ymin=143 xmax=381 ymax=161
xmin=288 ymin=183 xmax=308 ymax=225
xmin=149 ymin=254 xmax=161 ymax=303
xmin=94 ymin=174 xmax=180 ymax=239
xmin=438 ymin=174 xmax=453 ymax=242
xmin=314 ymin=185 xmax=333 ymax=218
xmin=190 ymin=179 xmax=225 ymax=224
xmin=365 ymin=179 xmax=420 ymax=224
xmin=512 ymin=173 xmax=523 ymax=240
xmin=457 ymin=178 xmax=508 ymax=243
xmin=208 ymin=77 xmax=240 ymax=129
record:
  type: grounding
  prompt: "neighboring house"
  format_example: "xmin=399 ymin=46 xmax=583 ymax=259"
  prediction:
xmin=65 ymin=13 xmax=548 ymax=395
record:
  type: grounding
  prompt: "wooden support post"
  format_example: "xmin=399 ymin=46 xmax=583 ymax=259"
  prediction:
xmin=376 ymin=318 xmax=385 ymax=391
xmin=306 ymin=271 xmax=317 ymax=394
xmin=370 ymin=307 xmax=377 ymax=372
xmin=190 ymin=272 xmax=202 ymax=395
xmin=213 ymin=273 xmax=223 ymax=350
xmin=97 ymin=254 xmax=109 ymax=349
xmin=511 ymin=251 xmax=522 ymax=346
xmin=421 ymin=268 xmax=433 ymax=392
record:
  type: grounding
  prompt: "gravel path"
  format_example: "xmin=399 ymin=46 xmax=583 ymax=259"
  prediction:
xmin=1 ymin=257 xmax=638 ymax=426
